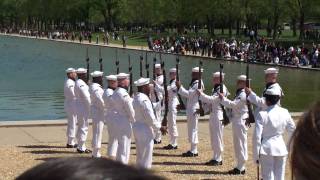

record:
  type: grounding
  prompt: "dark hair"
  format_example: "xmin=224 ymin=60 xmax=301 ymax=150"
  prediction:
xmin=290 ymin=101 xmax=320 ymax=180
xmin=16 ymin=157 xmax=165 ymax=180
xmin=264 ymin=94 xmax=280 ymax=105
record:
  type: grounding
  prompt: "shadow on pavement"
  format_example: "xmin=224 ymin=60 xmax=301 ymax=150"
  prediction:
xmin=23 ymin=150 xmax=75 ymax=154
xmin=153 ymin=152 xmax=183 ymax=157
xmin=18 ymin=145 xmax=65 ymax=149
xmin=171 ymin=169 xmax=229 ymax=175
xmin=153 ymin=161 xmax=205 ymax=166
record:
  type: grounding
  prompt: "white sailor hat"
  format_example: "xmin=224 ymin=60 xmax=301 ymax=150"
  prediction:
xmin=134 ymin=78 xmax=150 ymax=86
xmin=169 ymin=68 xmax=177 ymax=73
xmin=76 ymin=68 xmax=87 ymax=74
xmin=105 ymin=75 xmax=117 ymax=81
xmin=212 ymin=72 xmax=225 ymax=78
xmin=192 ymin=67 xmax=203 ymax=73
xmin=117 ymin=73 xmax=130 ymax=79
xmin=90 ymin=71 xmax=104 ymax=77
xmin=264 ymin=68 xmax=279 ymax=74
xmin=66 ymin=68 xmax=76 ymax=73
xmin=265 ymin=88 xmax=281 ymax=96
xmin=237 ymin=75 xmax=249 ymax=81
xmin=155 ymin=64 xmax=161 ymax=68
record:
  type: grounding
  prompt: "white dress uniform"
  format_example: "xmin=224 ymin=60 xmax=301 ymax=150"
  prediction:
xmin=150 ymin=71 xmax=164 ymax=142
xmin=155 ymin=76 xmax=179 ymax=146
xmin=90 ymin=71 xmax=105 ymax=158
xmin=199 ymin=83 xmax=229 ymax=161
xmin=103 ymin=75 xmax=118 ymax=157
xmin=253 ymin=89 xmax=295 ymax=180
xmin=132 ymin=78 xmax=160 ymax=169
xmin=74 ymin=68 xmax=91 ymax=151
xmin=221 ymin=87 xmax=248 ymax=171
xmin=111 ymin=73 xmax=135 ymax=164
xmin=64 ymin=70 xmax=77 ymax=146
xmin=178 ymin=67 xmax=204 ymax=154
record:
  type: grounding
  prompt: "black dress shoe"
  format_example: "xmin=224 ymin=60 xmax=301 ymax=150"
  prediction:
xmin=163 ymin=144 xmax=178 ymax=150
xmin=154 ymin=139 xmax=162 ymax=144
xmin=77 ymin=149 xmax=92 ymax=154
xmin=66 ymin=144 xmax=78 ymax=148
xmin=182 ymin=151 xmax=198 ymax=157
xmin=228 ymin=168 xmax=246 ymax=175
xmin=204 ymin=159 xmax=223 ymax=166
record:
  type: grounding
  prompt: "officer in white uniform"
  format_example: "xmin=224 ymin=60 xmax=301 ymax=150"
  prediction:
xmin=150 ymin=63 xmax=164 ymax=144
xmin=64 ymin=68 xmax=78 ymax=148
xmin=112 ymin=73 xmax=135 ymax=164
xmin=253 ymin=88 xmax=295 ymax=180
xmin=155 ymin=68 xmax=179 ymax=149
xmin=90 ymin=71 xmax=105 ymax=158
xmin=74 ymin=68 xmax=91 ymax=153
xmin=176 ymin=67 xmax=204 ymax=157
xmin=132 ymin=78 xmax=160 ymax=169
xmin=219 ymin=75 xmax=249 ymax=174
xmin=246 ymin=67 xmax=284 ymax=113
xmin=103 ymin=75 xmax=118 ymax=158
xmin=197 ymin=72 xmax=229 ymax=165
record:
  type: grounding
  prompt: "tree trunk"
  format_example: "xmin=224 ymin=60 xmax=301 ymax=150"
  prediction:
xmin=267 ymin=17 xmax=272 ymax=37
xmin=292 ymin=18 xmax=297 ymax=37
xmin=236 ymin=19 xmax=240 ymax=35
xmin=299 ymin=11 xmax=304 ymax=39
xmin=228 ymin=20 xmax=232 ymax=37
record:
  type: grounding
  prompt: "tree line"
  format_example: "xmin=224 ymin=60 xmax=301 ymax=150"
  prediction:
xmin=0 ymin=0 xmax=319 ymax=39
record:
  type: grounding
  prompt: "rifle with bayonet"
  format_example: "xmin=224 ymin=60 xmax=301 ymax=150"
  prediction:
xmin=128 ymin=55 xmax=133 ymax=97
xmin=140 ymin=54 xmax=143 ymax=77
xmin=176 ymin=56 xmax=185 ymax=110
xmin=99 ymin=47 xmax=103 ymax=72
xmin=115 ymin=49 xmax=119 ymax=74
xmin=161 ymin=60 xmax=169 ymax=135
xmin=245 ymin=63 xmax=255 ymax=126
xmin=198 ymin=61 xmax=205 ymax=116
xmin=145 ymin=52 xmax=149 ymax=78
xmin=220 ymin=64 xmax=230 ymax=126
xmin=153 ymin=56 xmax=159 ymax=102
xmin=86 ymin=47 xmax=89 ymax=83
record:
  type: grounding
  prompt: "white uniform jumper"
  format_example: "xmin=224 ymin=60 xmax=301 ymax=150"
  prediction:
xmin=132 ymin=92 xmax=160 ymax=169
xmin=103 ymin=88 xmax=118 ymax=157
xmin=253 ymin=105 xmax=295 ymax=180
xmin=221 ymin=88 xmax=248 ymax=171
xmin=64 ymin=78 xmax=77 ymax=146
xmin=90 ymin=83 xmax=105 ymax=157
xmin=199 ymin=84 xmax=229 ymax=161
xmin=74 ymin=79 xmax=91 ymax=151
xmin=111 ymin=87 xmax=135 ymax=164
xmin=150 ymin=75 xmax=164 ymax=142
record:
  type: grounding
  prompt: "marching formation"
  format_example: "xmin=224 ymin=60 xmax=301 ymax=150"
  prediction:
xmin=63 ymin=49 xmax=296 ymax=180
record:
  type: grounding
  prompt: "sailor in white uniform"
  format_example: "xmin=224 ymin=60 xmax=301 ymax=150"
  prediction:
xmin=176 ymin=67 xmax=204 ymax=157
xmin=219 ymin=75 xmax=249 ymax=174
xmin=197 ymin=72 xmax=229 ymax=165
xmin=64 ymin=68 xmax=78 ymax=148
xmin=253 ymin=88 xmax=296 ymax=180
xmin=150 ymin=63 xmax=164 ymax=144
xmin=132 ymin=78 xmax=160 ymax=169
xmin=111 ymin=73 xmax=135 ymax=164
xmin=103 ymin=75 xmax=118 ymax=158
xmin=90 ymin=71 xmax=105 ymax=158
xmin=74 ymin=68 xmax=92 ymax=153
xmin=155 ymin=68 xmax=180 ymax=149
xmin=246 ymin=67 xmax=284 ymax=113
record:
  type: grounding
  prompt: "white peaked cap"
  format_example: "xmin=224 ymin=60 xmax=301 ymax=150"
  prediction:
xmin=169 ymin=68 xmax=177 ymax=73
xmin=192 ymin=67 xmax=203 ymax=72
xmin=105 ymin=75 xmax=117 ymax=81
xmin=117 ymin=73 xmax=130 ymax=79
xmin=155 ymin=64 xmax=161 ymax=68
xmin=66 ymin=68 xmax=75 ymax=73
xmin=76 ymin=68 xmax=87 ymax=74
xmin=264 ymin=67 xmax=279 ymax=74
xmin=212 ymin=72 xmax=225 ymax=78
xmin=134 ymin=78 xmax=150 ymax=86
xmin=90 ymin=71 xmax=103 ymax=77
xmin=265 ymin=88 xmax=282 ymax=96
xmin=237 ymin=75 xmax=248 ymax=81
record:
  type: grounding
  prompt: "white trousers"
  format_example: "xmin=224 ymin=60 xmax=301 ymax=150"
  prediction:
xmin=232 ymin=121 xmax=248 ymax=171
xmin=153 ymin=105 xmax=162 ymax=141
xmin=209 ymin=116 xmax=224 ymax=161
xmin=186 ymin=110 xmax=199 ymax=153
xmin=65 ymin=101 xmax=77 ymax=145
xmin=106 ymin=118 xmax=118 ymax=157
xmin=115 ymin=118 xmax=132 ymax=164
xmin=133 ymin=122 xmax=154 ymax=169
xmin=91 ymin=108 xmax=104 ymax=157
xmin=260 ymin=155 xmax=287 ymax=180
xmin=168 ymin=109 xmax=178 ymax=145
xmin=76 ymin=103 xmax=90 ymax=151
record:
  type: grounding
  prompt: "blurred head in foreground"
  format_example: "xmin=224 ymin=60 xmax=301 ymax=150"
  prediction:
xmin=16 ymin=157 xmax=165 ymax=180
xmin=290 ymin=101 xmax=320 ymax=180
